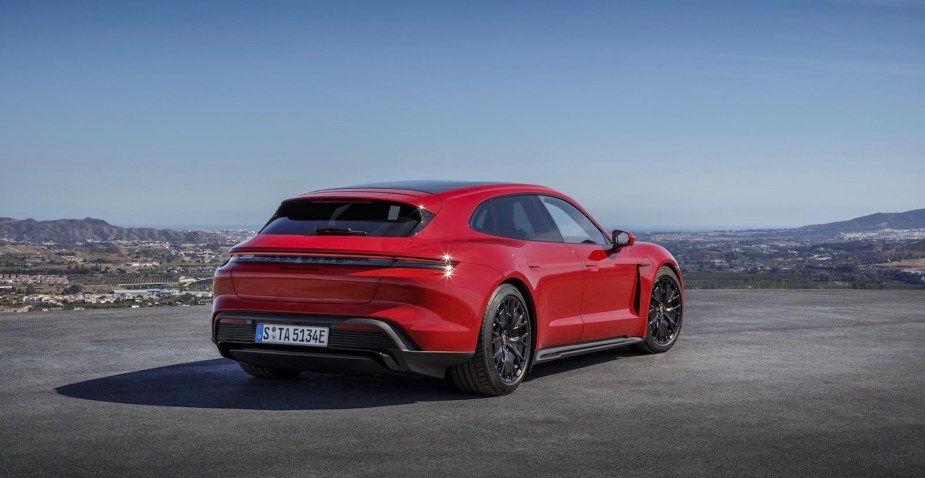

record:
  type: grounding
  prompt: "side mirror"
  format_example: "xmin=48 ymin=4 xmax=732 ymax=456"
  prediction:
xmin=612 ymin=230 xmax=635 ymax=249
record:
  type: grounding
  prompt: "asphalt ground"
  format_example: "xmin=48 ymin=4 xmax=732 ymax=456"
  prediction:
xmin=1 ymin=290 xmax=923 ymax=477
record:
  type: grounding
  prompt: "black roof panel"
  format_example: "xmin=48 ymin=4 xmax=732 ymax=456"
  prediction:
xmin=328 ymin=180 xmax=501 ymax=194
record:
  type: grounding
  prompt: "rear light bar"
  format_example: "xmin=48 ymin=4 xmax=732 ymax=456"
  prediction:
xmin=232 ymin=254 xmax=455 ymax=272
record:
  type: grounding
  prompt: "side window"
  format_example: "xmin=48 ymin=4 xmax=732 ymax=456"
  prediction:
xmin=538 ymin=196 xmax=609 ymax=245
xmin=471 ymin=195 xmax=562 ymax=241
xmin=510 ymin=201 xmax=536 ymax=239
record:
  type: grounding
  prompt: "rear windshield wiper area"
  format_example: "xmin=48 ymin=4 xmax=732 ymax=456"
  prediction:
xmin=313 ymin=226 xmax=367 ymax=236
xmin=259 ymin=200 xmax=432 ymax=237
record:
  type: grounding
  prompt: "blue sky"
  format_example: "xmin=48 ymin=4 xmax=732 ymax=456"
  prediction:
xmin=1 ymin=0 xmax=923 ymax=230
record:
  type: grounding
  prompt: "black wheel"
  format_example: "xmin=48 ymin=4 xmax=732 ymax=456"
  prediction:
xmin=450 ymin=284 xmax=532 ymax=396
xmin=239 ymin=363 xmax=302 ymax=379
xmin=632 ymin=267 xmax=683 ymax=354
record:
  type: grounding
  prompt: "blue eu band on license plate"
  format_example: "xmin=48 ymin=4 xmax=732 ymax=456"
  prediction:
xmin=255 ymin=323 xmax=329 ymax=347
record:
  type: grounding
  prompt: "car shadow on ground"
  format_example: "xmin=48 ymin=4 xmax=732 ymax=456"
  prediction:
xmin=55 ymin=358 xmax=478 ymax=410
xmin=56 ymin=349 xmax=645 ymax=410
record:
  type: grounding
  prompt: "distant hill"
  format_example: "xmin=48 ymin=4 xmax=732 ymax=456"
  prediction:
xmin=0 ymin=217 xmax=224 ymax=244
xmin=794 ymin=209 xmax=925 ymax=240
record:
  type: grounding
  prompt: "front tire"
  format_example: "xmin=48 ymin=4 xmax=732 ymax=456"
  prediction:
xmin=632 ymin=266 xmax=683 ymax=354
xmin=239 ymin=363 xmax=302 ymax=379
xmin=450 ymin=284 xmax=532 ymax=396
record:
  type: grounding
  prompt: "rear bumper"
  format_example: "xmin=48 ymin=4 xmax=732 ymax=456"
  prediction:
xmin=213 ymin=311 xmax=472 ymax=379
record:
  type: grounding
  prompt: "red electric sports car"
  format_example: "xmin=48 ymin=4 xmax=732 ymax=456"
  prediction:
xmin=212 ymin=181 xmax=683 ymax=395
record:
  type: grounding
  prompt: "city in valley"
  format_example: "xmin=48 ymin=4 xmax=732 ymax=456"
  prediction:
xmin=1 ymin=222 xmax=923 ymax=313
xmin=0 ymin=229 xmax=253 ymax=313
xmin=636 ymin=228 xmax=925 ymax=290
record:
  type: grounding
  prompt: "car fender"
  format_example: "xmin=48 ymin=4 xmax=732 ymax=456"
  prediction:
xmin=628 ymin=242 xmax=684 ymax=337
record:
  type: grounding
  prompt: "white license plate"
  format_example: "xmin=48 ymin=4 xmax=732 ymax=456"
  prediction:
xmin=255 ymin=323 xmax=329 ymax=347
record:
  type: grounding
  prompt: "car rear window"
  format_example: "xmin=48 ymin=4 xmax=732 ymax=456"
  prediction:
xmin=260 ymin=199 xmax=434 ymax=237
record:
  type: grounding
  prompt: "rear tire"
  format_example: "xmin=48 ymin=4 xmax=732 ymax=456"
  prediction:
xmin=632 ymin=266 xmax=683 ymax=354
xmin=239 ymin=363 xmax=302 ymax=379
xmin=450 ymin=284 xmax=532 ymax=396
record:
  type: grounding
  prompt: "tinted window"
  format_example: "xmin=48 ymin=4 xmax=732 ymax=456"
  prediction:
xmin=538 ymin=196 xmax=609 ymax=245
xmin=471 ymin=195 xmax=561 ymax=241
xmin=261 ymin=200 xmax=433 ymax=237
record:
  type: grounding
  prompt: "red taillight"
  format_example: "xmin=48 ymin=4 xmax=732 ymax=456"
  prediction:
xmin=213 ymin=268 xmax=236 ymax=297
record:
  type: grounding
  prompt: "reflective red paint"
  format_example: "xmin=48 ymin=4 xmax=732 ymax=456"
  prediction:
xmin=212 ymin=181 xmax=684 ymax=394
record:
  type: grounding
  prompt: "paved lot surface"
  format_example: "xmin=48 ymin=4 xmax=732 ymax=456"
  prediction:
xmin=1 ymin=290 xmax=923 ymax=477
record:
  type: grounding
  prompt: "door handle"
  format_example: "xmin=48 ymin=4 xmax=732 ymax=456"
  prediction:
xmin=527 ymin=261 xmax=542 ymax=269
xmin=584 ymin=262 xmax=599 ymax=271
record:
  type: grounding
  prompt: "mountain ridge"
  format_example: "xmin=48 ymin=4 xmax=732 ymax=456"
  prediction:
xmin=794 ymin=209 xmax=925 ymax=239
xmin=0 ymin=217 xmax=224 ymax=243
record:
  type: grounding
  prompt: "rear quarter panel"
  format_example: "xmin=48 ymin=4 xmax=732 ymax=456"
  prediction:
xmin=423 ymin=189 xmax=586 ymax=350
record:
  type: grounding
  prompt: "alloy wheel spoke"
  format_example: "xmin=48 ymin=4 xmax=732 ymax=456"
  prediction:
xmin=491 ymin=295 xmax=532 ymax=384
xmin=664 ymin=315 xmax=677 ymax=328
xmin=508 ymin=344 xmax=525 ymax=362
xmin=665 ymin=288 xmax=677 ymax=304
xmin=512 ymin=313 xmax=527 ymax=331
xmin=510 ymin=332 xmax=529 ymax=344
xmin=505 ymin=300 xmax=517 ymax=323
xmin=493 ymin=345 xmax=504 ymax=359
xmin=648 ymin=277 xmax=682 ymax=346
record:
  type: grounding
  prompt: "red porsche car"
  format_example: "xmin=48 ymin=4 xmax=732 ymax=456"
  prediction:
xmin=212 ymin=181 xmax=683 ymax=395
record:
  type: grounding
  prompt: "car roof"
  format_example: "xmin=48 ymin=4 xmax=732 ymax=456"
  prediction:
xmin=319 ymin=180 xmax=503 ymax=194
xmin=298 ymin=181 xmax=561 ymax=209
xmin=286 ymin=180 xmax=597 ymax=228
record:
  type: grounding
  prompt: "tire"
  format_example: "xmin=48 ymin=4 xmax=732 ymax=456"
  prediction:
xmin=450 ymin=284 xmax=533 ymax=396
xmin=632 ymin=266 xmax=683 ymax=354
xmin=239 ymin=363 xmax=302 ymax=380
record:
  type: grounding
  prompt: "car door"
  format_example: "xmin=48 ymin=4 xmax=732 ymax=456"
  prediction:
xmin=537 ymin=195 xmax=639 ymax=342
xmin=469 ymin=194 xmax=586 ymax=347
